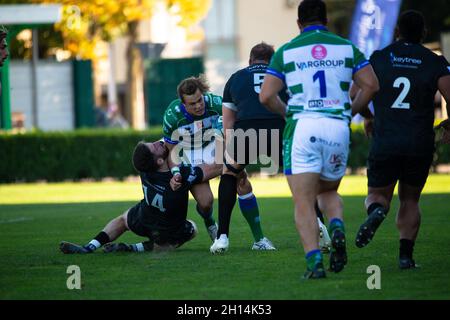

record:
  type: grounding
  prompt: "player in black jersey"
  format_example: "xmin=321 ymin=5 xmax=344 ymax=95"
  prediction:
xmin=210 ymin=43 xmax=284 ymax=253
xmin=354 ymin=10 xmax=450 ymax=269
xmin=59 ymin=140 xmax=221 ymax=254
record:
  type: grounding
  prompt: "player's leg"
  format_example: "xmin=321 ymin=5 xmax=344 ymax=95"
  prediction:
xmin=211 ymin=128 xmax=245 ymax=254
xmin=287 ymin=173 xmax=325 ymax=279
xmin=395 ymin=154 xmax=432 ymax=268
xmin=103 ymin=201 xmax=157 ymax=253
xmin=236 ymin=171 xmax=275 ymax=250
xmin=211 ymin=166 xmax=241 ymax=254
xmin=283 ymin=117 xmax=325 ymax=278
xmin=60 ymin=209 xmax=130 ymax=254
xmin=396 ymin=182 xmax=423 ymax=269
xmin=190 ymin=181 xmax=217 ymax=241
xmin=317 ymin=179 xmax=346 ymax=272
xmin=355 ymin=154 xmax=397 ymax=248
xmin=153 ymin=219 xmax=198 ymax=251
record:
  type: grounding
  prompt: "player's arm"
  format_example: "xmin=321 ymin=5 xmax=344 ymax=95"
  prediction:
xmin=351 ymin=65 xmax=379 ymax=117
xmin=163 ymin=109 xmax=184 ymax=188
xmin=437 ymin=75 xmax=450 ymax=143
xmin=259 ymin=74 xmax=287 ymax=117
xmin=222 ymin=106 xmax=237 ymax=140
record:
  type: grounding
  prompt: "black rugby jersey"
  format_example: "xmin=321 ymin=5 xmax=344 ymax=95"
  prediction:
xmin=222 ymin=63 xmax=288 ymax=122
xmin=139 ymin=165 xmax=202 ymax=228
xmin=369 ymin=40 xmax=450 ymax=156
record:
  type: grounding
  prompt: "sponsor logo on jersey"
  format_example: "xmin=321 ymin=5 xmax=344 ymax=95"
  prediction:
xmin=311 ymin=45 xmax=327 ymax=60
xmin=296 ymin=59 xmax=345 ymax=71
xmin=390 ymin=52 xmax=422 ymax=68
xmin=213 ymin=96 xmax=222 ymax=105
xmin=310 ymin=136 xmax=341 ymax=147
xmin=308 ymin=100 xmax=324 ymax=108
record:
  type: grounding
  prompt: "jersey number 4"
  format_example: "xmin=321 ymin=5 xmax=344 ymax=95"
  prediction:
xmin=391 ymin=77 xmax=410 ymax=109
xmin=143 ymin=185 xmax=166 ymax=212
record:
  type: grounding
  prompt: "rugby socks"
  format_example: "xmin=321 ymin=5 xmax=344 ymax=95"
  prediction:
xmin=367 ymin=202 xmax=387 ymax=217
xmin=238 ymin=192 xmax=264 ymax=242
xmin=315 ymin=201 xmax=325 ymax=224
xmin=131 ymin=241 xmax=154 ymax=252
xmin=217 ymin=174 xmax=237 ymax=237
xmin=305 ymin=249 xmax=323 ymax=271
xmin=329 ymin=218 xmax=345 ymax=237
xmin=399 ymin=239 xmax=415 ymax=259
xmin=84 ymin=231 xmax=110 ymax=252
xmin=196 ymin=204 xmax=216 ymax=228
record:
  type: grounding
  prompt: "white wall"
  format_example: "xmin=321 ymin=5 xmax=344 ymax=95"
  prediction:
xmin=10 ymin=61 xmax=74 ymax=131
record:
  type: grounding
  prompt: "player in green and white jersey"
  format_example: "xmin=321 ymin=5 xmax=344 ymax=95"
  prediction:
xmin=163 ymin=76 xmax=273 ymax=251
xmin=260 ymin=0 xmax=379 ymax=279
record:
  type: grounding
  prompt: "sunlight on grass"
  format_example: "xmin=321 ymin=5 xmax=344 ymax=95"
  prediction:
xmin=0 ymin=174 xmax=449 ymax=204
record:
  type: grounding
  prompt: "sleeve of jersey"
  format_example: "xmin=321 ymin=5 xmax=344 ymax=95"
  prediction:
xmin=180 ymin=165 xmax=204 ymax=186
xmin=266 ymin=48 xmax=285 ymax=82
xmin=222 ymin=78 xmax=237 ymax=112
xmin=352 ymin=45 xmax=370 ymax=74
xmin=211 ymin=94 xmax=223 ymax=115
xmin=162 ymin=110 xmax=178 ymax=145
xmin=436 ymin=55 xmax=450 ymax=79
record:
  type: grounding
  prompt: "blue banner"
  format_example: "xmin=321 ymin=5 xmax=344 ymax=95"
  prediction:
xmin=349 ymin=0 xmax=402 ymax=58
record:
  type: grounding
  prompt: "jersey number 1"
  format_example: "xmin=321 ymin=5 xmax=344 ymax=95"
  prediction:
xmin=313 ymin=70 xmax=327 ymax=98
xmin=391 ymin=77 xmax=410 ymax=109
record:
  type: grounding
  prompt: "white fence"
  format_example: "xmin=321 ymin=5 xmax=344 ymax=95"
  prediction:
xmin=9 ymin=60 xmax=74 ymax=131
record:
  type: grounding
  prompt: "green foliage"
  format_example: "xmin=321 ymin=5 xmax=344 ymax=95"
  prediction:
xmin=0 ymin=128 xmax=162 ymax=183
xmin=1 ymin=125 xmax=449 ymax=182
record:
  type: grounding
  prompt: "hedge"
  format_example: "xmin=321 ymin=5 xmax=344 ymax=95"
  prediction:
xmin=0 ymin=125 xmax=449 ymax=183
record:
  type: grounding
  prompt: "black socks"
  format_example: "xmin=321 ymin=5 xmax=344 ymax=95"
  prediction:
xmin=217 ymin=174 xmax=237 ymax=237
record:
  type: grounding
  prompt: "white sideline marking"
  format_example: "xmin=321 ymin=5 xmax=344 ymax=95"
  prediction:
xmin=0 ymin=217 xmax=34 ymax=224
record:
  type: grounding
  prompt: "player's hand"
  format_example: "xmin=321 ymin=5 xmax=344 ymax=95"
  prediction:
xmin=170 ymin=173 xmax=182 ymax=191
xmin=363 ymin=118 xmax=374 ymax=139
xmin=436 ymin=119 xmax=450 ymax=144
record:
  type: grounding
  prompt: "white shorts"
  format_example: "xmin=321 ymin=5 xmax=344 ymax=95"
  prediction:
xmin=287 ymin=116 xmax=350 ymax=181
xmin=178 ymin=141 xmax=219 ymax=165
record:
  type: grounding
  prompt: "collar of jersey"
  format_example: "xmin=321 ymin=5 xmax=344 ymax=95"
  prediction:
xmin=180 ymin=96 xmax=207 ymax=121
xmin=302 ymin=25 xmax=328 ymax=33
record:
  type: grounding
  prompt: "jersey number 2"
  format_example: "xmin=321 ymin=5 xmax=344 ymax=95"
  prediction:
xmin=391 ymin=77 xmax=410 ymax=109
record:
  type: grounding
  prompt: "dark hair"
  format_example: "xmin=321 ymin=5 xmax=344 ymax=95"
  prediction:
xmin=250 ymin=42 xmax=275 ymax=63
xmin=297 ymin=0 xmax=327 ymax=25
xmin=132 ymin=142 xmax=158 ymax=173
xmin=177 ymin=75 xmax=210 ymax=102
xmin=398 ymin=10 xmax=425 ymax=44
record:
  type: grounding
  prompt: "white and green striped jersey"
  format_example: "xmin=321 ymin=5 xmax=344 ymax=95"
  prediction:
xmin=162 ymin=93 xmax=222 ymax=149
xmin=267 ymin=25 xmax=369 ymax=123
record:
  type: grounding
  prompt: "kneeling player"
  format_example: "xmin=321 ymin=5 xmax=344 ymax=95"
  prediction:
xmin=59 ymin=140 xmax=222 ymax=254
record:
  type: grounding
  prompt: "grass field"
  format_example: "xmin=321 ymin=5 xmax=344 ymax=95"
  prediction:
xmin=1 ymin=175 xmax=450 ymax=300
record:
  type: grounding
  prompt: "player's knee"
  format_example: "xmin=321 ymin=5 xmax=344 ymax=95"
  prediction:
xmin=197 ymin=195 xmax=213 ymax=213
xmin=365 ymin=194 xmax=390 ymax=210
xmin=121 ymin=210 xmax=130 ymax=230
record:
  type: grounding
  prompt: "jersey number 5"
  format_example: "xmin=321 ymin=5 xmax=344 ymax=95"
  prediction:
xmin=391 ymin=77 xmax=410 ymax=109
xmin=253 ymin=73 xmax=265 ymax=94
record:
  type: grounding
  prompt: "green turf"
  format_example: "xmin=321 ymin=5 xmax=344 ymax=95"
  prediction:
xmin=1 ymin=175 xmax=449 ymax=299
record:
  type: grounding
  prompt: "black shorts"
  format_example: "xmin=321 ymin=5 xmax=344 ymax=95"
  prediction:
xmin=367 ymin=153 xmax=433 ymax=188
xmin=225 ymin=118 xmax=285 ymax=167
xmin=127 ymin=200 xmax=196 ymax=247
